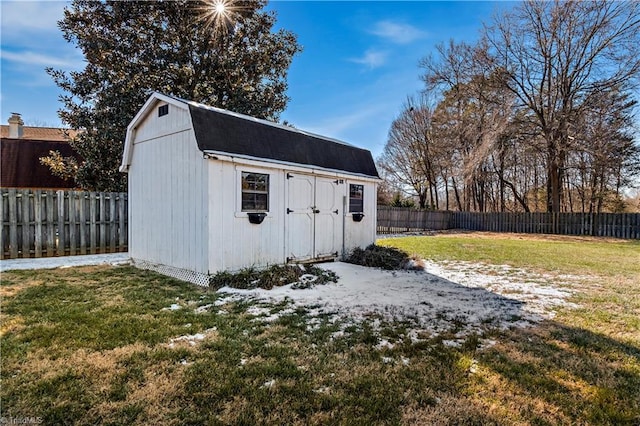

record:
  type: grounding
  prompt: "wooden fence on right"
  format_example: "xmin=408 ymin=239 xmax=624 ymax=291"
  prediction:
xmin=376 ymin=207 xmax=640 ymax=239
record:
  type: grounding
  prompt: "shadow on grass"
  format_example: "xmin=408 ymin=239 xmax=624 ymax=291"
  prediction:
xmin=474 ymin=321 xmax=640 ymax=425
xmin=1 ymin=265 xmax=639 ymax=424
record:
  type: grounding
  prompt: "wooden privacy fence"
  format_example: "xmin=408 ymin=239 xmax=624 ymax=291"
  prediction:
xmin=1 ymin=189 xmax=128 ymax=259
xmin=377 ymin=206 xmax=640 ymax=239
xmin=377 ymin=207 xmax=451 ymax=233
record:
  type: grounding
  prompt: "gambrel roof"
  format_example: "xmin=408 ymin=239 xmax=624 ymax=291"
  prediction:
xmin=121 ymin=93 xmax=379 ymax=178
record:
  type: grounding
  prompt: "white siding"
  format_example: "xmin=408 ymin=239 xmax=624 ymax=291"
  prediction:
xmin=208 ymin=161 xmax=286 ymax=272
xmin=134 ymin=102 xmax=191 ymax=143
xmin=343 ymin=180 xmax=377 ymax=253
xmin=128 ymin=111 xmax=209 ymax=275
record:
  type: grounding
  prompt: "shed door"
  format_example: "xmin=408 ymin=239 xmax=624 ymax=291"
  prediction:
xmin=285 ymin=173 xmax=342 ymax=262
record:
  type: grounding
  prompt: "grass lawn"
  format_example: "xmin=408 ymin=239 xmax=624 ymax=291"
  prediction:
xmin=2 ymin=232 xmax=639 ymax=425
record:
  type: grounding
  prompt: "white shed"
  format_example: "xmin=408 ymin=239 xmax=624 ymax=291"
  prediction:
xmin=120 ymin=93 xmax=380 ymax=285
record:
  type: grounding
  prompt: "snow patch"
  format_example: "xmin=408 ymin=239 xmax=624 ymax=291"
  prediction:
xmin=168 ymin=328 xmax=217 ymax=348
xmin=217 ymin=260 xmax=580 ymax=340
xmin=162 ymin=303 xmax=181 ymax=311
xmin=261 ymin=379 xmax=276 ymax=389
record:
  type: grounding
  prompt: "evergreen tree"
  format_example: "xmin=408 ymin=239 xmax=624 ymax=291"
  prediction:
xmin=46 ymin=0 xmax=301 ymax=191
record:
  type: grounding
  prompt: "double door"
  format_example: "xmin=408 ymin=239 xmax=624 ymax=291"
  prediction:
xmin=285 ymin=173 xmax=343 ymax=262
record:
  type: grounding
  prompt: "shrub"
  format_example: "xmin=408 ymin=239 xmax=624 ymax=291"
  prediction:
xmin=209 ymin=264 xmax=338 ymax=290
xmin=344 ymin=244 xmax=411 ymax=270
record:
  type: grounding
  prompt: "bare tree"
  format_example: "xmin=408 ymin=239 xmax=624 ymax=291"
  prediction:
xmin=485 ymin=0 xmax=640 ymax=212
xmin=377 ymin=96 xmax=442 ymax=209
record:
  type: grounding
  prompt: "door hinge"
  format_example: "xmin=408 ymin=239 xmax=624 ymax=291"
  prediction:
xmin=287 ymin=208 xmax=294 ymax=214
xmin=333 ymin=209 xmax=339 ymax=214
xmin=334 ymin=179 xmax=344 ymax=184
xmin=287 ymin=173 xmax=294 ymax=179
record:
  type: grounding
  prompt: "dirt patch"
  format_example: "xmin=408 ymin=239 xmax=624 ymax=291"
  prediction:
xmin=0 ymin=277 xmax=46 ymax=298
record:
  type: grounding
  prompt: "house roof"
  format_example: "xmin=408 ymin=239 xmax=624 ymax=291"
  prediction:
xmin=121 ymin=93 xmax=380 ymax=178
xmin=0 ymin=138 xmax=79 ymax=189
xmin=0 ymin=125 xmax=78 ymax=141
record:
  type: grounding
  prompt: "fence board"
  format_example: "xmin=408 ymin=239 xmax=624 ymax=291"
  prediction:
xmin=45 ymin=191 xmax=55 ymax=256
xmin=21 ymin=192 xmax=30 ymax=256
xmin=0 ymin=191 xmax=5 ymax=260
xmin=109 ymin=193 xmax=117 ymax=253
xmin=8 ymin=189 xmax=18 ymax=258
xmin=99 ymin=193 xmax=106 ymax=253
xmin=1 ymin=189 xmax=128 ymax=259
xmin=376 ymin=207 xmax=640 ymax=239
xmin=90 ymin=192 xmax=97 ymax=255
xmin=79 ymin=192 xmax=87 ymax=255
xmin=69 ymin=191 xmax=77 ymax=256
xmin=118 ymin=193 xmax=126 ymax=250
xmin=57 ymin=190 xmax=65 ymax=256
xmin=34 ymin=190 xmax=42 ymax=257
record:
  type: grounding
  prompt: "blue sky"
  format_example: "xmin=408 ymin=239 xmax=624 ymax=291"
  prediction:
xmin=0 ymin=1 xmax=513 ymax=158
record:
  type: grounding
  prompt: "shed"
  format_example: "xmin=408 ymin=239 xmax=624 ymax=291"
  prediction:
xmin=120 ymin=93 xmax=380 ymax=285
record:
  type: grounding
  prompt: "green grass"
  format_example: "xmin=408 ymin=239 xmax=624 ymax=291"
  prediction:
xmin=378 ymin=232 xmax=640 ymax=277
xmin=2 ymin=232 xmax=639 ymax=424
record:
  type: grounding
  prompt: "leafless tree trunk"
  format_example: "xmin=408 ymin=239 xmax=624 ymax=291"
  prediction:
xmin=486 ymin=0 xmax=640 ymax=212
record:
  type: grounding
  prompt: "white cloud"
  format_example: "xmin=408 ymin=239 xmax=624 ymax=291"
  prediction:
xmin=314 ymin=104 xmax=387 ymax=137
xmin=1 ymin=49 xmax=81 ymax=69
xmin=0 ymin=1 xmax=66 ymax=34
xmin=348 ymin=49 xmax=388 ymax=69
xmin=370 ymin=20 xmax=428 ymax=44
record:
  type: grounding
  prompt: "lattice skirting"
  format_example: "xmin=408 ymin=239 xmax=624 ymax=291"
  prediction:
xmin=132 ymin=258 xmax=210 ymax=287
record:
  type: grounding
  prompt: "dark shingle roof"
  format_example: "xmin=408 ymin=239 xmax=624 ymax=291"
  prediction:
xmin=187 ymin=102 xmax=379 ymax=178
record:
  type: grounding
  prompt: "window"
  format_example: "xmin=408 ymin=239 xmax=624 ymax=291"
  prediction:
xmin=349 ymin=184 xmax=364 ymax=213
xmin=158 ymin=104 xmax=169 ymax=117
xmin=241 ymin=172 xmax=269 ymax=211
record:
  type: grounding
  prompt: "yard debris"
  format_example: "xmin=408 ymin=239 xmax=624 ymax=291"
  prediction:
xmin=209 ymin=264 xmax=337 ymax=290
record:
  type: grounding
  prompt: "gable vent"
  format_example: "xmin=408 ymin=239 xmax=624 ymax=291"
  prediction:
xmin=158 ymin=104 xmax=169 ymax=117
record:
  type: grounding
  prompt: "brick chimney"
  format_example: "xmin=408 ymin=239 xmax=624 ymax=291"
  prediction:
xmin=8 ymin=112 xmax=24 ymax=138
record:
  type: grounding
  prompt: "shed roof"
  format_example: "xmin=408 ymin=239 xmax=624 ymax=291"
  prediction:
xmin=186 ymin=101 xmax=379 ymax=178
xmin=122 ymin=93 xmax=379 ymax=178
